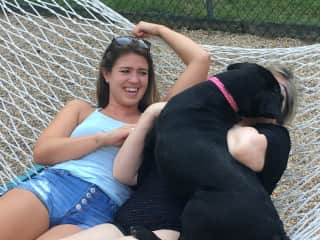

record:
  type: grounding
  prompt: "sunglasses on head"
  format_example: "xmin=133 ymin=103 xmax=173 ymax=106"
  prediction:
xmin=111 ymin=36 xmax=151 ymax=50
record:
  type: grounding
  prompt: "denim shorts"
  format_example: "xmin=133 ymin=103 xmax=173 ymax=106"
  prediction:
xmin=17 ymin=168 xmax=118 ymax=229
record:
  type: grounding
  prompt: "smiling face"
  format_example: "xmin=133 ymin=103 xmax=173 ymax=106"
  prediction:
xmin=96 ymin=42 xmax=159 ymax=112
xmin=103 ymin=53 xmax=149 ymax=110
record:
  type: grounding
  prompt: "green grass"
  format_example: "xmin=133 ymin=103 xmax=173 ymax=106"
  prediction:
xmin=102 ymin=0 xmax=320 ymax=25
xmin=103 ymin=0 xmax=207 ymax=16
xmin=211 ymin=0 xmax=320 ymax=25
xmin=15 ymin=0 xmax=320 ymax=26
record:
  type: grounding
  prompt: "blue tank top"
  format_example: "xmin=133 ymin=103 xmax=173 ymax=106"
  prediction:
xmin=52 ymin=109 xmax=132 ymax=206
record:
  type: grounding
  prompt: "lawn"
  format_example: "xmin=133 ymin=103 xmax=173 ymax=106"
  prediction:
xmin=15 ymin=0 xmax=320 ymax=26
xmin=102 ymin=0 xmax=320 ymax=25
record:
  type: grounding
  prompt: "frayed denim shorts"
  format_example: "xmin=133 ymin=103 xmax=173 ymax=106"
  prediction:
xmin=17 ymin=168 xmax=118 ymax=229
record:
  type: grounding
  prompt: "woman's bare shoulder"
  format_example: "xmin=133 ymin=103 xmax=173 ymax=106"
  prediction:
xmin=65 ymin=99 xmax=95 ymax=122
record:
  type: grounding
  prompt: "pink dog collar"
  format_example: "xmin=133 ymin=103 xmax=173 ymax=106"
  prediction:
xmin=208 ymin=76 xmax=239 ymax=112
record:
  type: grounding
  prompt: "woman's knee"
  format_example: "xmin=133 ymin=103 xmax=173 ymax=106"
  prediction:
xmin=0 ymin=188 xmax=49 ymax=239
xmin=58 ymin=223 xmax=124 ymax=240
xmin=36 ymin=224 xmax=83 ymax=240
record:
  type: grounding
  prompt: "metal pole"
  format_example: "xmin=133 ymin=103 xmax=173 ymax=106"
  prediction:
xmin=206 ymin=0 xmax=213 ymax=18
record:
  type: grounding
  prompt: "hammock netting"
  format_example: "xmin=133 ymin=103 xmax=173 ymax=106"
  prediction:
xmin=0 ymin=1 xmax=319 ymax=239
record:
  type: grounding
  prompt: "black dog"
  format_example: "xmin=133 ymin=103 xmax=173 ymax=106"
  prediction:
xmin=148 ymin=63 xmax=290 ymax=240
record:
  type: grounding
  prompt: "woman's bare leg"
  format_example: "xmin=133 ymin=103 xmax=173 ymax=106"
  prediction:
xmin=59 ymin=224 xmax=179 ymax=240
xmin=0 ymin=188 xmax=49 ymax=240
xmin=59 ymin=223 xmax=124 ymax=240
xmin=36 ymin=224 xmax=83 ymax=240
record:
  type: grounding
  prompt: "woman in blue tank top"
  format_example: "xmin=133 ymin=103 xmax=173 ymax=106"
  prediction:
xmin=0 ymin=21 xmax=211 ymax=240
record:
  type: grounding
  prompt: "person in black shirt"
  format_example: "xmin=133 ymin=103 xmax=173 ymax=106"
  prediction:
xmin=148 ymin=63 xmax=296 ymax=240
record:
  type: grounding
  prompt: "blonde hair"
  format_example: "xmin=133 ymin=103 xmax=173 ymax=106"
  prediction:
xmin=266 ymin=65 xmax=297 ymax=124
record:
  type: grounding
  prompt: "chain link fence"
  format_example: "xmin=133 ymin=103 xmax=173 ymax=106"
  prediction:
xmin=104 ymin=0 xmax=320 ymax=41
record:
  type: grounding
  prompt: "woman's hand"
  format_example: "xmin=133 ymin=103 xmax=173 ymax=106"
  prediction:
xmin=132 ymin=21 xmax=162 ymax=38
xmin=143 ymin=102 xmax=167 ymax=120
xmin=98 ymin=124 xmax=136 ymax=147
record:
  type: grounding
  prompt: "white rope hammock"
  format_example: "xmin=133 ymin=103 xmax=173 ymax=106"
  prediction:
xmin=0 ymin=1 xmax=319 ymax=239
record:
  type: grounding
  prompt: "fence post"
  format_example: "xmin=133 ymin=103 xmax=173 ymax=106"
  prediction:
xmin=206 ymin=0 xmax=213 ymax=18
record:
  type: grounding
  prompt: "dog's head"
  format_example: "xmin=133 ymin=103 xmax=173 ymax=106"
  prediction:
xmin=222 ymin=62 xmax=284 ymax=124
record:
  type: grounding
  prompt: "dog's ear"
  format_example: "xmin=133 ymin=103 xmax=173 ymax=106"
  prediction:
xmin=254 ymin=88 xmax=284 ymax=124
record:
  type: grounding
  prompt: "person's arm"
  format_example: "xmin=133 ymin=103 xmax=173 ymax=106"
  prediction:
xmin=133 ymin=21 xmax=211 ymax=100
xmin=113 ymin=102 xmax=166 ymax=185
xmin=33 ymin=99 xmax=134 ymax=166
xmin=227 ymin=124 xmax=268 ymax=172
xmin=113 ymin=22 xmax=211 ymax=185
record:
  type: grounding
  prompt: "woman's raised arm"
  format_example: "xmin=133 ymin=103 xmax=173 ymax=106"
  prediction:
xmin=133 ymin=21 xmax=211 ymax=100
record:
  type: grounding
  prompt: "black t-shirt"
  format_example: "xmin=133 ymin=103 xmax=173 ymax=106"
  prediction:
xmin=254 ymin=123 xmax=291 ymax=194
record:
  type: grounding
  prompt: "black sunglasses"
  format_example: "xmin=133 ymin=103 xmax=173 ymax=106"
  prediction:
xmin=111 ymin=36 xmax=151 ymax=50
